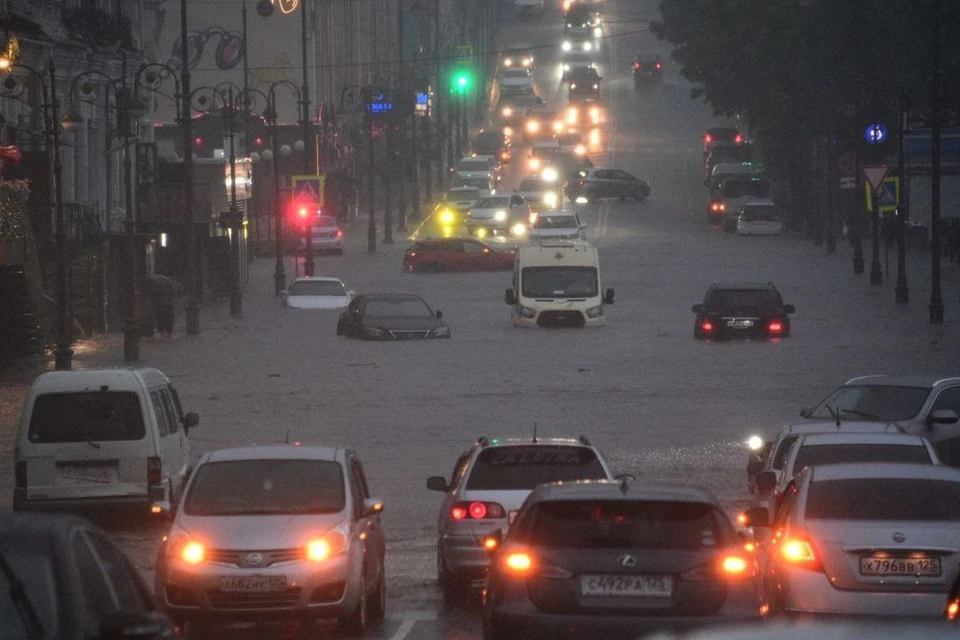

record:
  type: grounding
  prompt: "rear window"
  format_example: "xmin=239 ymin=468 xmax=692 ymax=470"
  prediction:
xmin=806 ymin=479 xmax=960 ymax=521
xmin=703 ymin=289 xmax=779 ymax=315
xmin=458 ymin=160 xmax=489 ymax=172
xmin=185 ymin=459 xmax=345 ymax=516
xmin=28 ymin=392 xmax=145 ymax=443
xmin=465 ymin=446 xmax=607 ymax=490
xmin=794 ymin=444 xmax=932 ymax=473
xmin=316 ymin=216 xmax=337 ymax=228
xmin=518 ymin=179 xmax=546 ymax=191
xmin=740 ymin=206 xmax=778 ymax=221
xmin=514 ymin=500 xmax=726 ymax=550
xmin=722 ymin=179 xmax=770 ymax=199
xmin=288 ymin=280 xmax=346 ymax=297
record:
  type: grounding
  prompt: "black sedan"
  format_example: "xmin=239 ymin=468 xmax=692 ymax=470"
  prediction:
xmin=336 ymin=293 xmax=451 ymax=340
xmin=633 ymin=54 xmax=663 ymax=85
xmin=0 ymin=513 xmax=176 ymax=640
xmin=564 ymin=167 xmax=650 ymax=204
xmin=692 ymin=282 xmax=795 ymax=340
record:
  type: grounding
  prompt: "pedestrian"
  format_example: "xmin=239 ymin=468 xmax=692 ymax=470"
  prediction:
xmin=154 ymin=294 xmax=175 ymax=336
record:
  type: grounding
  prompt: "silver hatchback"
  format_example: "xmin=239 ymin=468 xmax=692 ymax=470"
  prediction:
xmin=426 ymin=436 xmax=614 ymax=600
xmin=154 ymin=445 xmax=386 ymax=634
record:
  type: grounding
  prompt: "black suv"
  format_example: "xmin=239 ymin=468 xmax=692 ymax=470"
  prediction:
xmin=567 ymin=67 xmax=601 ymax=99
xmin=692 ymin=282 xmax=795 ymax=340
xmin=632 ymin=54 xmax=663 ymax=85
xmin=472 ymin=130 xmax=511 ymax=164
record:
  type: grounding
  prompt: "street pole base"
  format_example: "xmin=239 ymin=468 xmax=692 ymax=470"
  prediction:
xmin=853 ymin=258 xmax=864 ymax=274
xmin=274 ymin=266 xmax=286 ymax=295
xmin=870 ymin=267 xmax=882 ymax=285
xmin=123 ymin=326 xmax=140 ymax=362
xmin=230 ymin=293 xmax=242 ymax=318
xmin=895 ymin=281 xmax=909 ymax=304
xmin=54 ymin=344 xmax=73 ymax=371
xmin=368 ymin=224 xmax=377 ymax=252
xmin=185 ymin=303 xmax=200 ymax=335
xmin=826 ymin=236 xmax=837 ymax=254
xmin=304 ymin=257 xmax=315 ymax=278
xmin=929 ymin=302 xmax=945 ymax=325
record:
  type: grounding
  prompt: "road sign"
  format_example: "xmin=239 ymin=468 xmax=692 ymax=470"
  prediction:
xmin=840 ymin=176 xmax=856 ymax=190
xmin=864 ymin=123 xmax=888 ymax=145
xmin=838 ymin=150 xmax=857 ymax=176
xmin=456 ymin=44 xmax=474 ymax=59
xmin=865 ymin=176 xmax=900 ymax=213
xmin=291 ymin=174 xmax=325 ymax=207
xmin=860 ymin=165 xmax=890 ymax=191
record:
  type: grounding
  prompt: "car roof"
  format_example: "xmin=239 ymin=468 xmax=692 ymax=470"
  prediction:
xmin=779 ymin=421 xmax=903 ymax=437
xmin=474 ymin=436 xmax=595 ymax=449
xmin=203 ymin=445 xmax=343 ymax=463
xmin=358 ymin=293 xmax=426 ymax=302
xmin=29 ymin=367 xmax=170 ymax=393
xmin=808 ymin=462 xmax=960 ymax=482
xmin=796 ymin=432 xmax=930 ymax=447
xmin=528 ymin=480 xmax=720 ymax=505
xmin=292 ymin=276 xmax=343 ymax=284
xmin=843 ymin=374 xmax=960 ymax=388
xmin=741 ymin=198 xmax=776 ymax=207
xmin=707 ymin=281 xmax=778 ymax=291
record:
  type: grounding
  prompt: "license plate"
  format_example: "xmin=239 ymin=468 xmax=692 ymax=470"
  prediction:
xmin=860 ymin=556 xmax=941 ymax=577
xmin=727 ymin=319 xmax=754 ymax=328
xmin=580 ymin=574 xmax=673 ymax=597
xmin=58 ymin=465 xmax=116 ymax=483
xmin=509 ymin=510 xmax=519 ymax=525
xmin=219 ymin=576 xmax=288 ymax=592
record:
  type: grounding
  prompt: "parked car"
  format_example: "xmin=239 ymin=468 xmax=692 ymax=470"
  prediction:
xmin=13 ymin=368 xmax=198 ymax=515
xmin=564 ymin=167 xmax=650 ymax=204
xmin=282 ymin=277 xmax=353 ymax=310
xmin=692 ymin=282 xmax=794 ymax=340
xmin=483 ymin=481 xmax=764 ymax=639
xmin=0 ymin=513 xmax=177 ymax=640
xmin=737 ymin=199 xmax=783 ymax=235
xmin=403 ymin=238 xmax=515 ymax=272
xmin=154 ymin=445 xmax=386 ymax=634
xmin=336 ymin=293 xmax=450 ymax=340
xmin=302 ymin=216 xmax=344 ymax=255
xmin=426 ymin=435 xmax=614 ymax=600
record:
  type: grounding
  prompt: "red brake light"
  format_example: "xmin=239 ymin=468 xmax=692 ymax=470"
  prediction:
xmin=452 ymin=501 xmax=506 ymax=520
xmin=451 ymin=506 xmax=468 ymax=520
xmin=734 ymin=134 xmax=744 ymax=143
xmin=147 ymin=456 xmax=162 ymax=486
xmin=336 ymin=229 xmax=343 ymax=238
xmin=655 ymin=62 xmax=662 ymax=69
xmin=702 ymin=321 xmax=713 ymax=332
xmin=633 ymin=62 xmax=640 ymax=69
xmin=469 ymin=502 xmax=487 ymax=519
xmin=780 ymin=537 xmax=822 ymax=571
xmin=948 ymin=599 xmax=960 ymax=620
xmin=768 ymin=321 xmax=783 ymax=333
xmin=704 ymin=134 xmax=713 ymax=143
xmin=721 ymin=555 xmax=750 ymax=577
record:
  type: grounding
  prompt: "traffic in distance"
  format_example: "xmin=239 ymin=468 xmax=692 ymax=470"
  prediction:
xmin=4 ymin=0 xmax=960 ymax=638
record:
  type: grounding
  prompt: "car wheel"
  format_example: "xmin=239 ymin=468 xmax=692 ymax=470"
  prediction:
xmin=438 ymin=545 xmax=462 ymax=604
xmin=339 ymin=571 xmax=368 ymax=634
xmin=585 ymin=190 xmax=598 ymax=204
xmin=633 ymin=188 xmax=648 ymax=202
xmin=368 ymin=564 xmax=386 ymax=621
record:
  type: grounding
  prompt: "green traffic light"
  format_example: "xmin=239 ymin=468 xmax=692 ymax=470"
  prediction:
xmin=451 ymin=70 xmax=473 ymax=95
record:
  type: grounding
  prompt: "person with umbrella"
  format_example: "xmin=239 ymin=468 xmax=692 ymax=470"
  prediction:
xmin=142 ymin=275 xmax=183 ymax=336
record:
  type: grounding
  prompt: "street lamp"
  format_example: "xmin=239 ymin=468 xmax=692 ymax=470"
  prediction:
xmin=0 ymin=58 xmax=72 ymax=369
xmin=64 ymin=57 xmax=147 ymax=362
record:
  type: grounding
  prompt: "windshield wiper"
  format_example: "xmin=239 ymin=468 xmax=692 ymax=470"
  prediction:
xmin=86 ymin=441 xmax=101 ymax=449
xmin=839 ymin=408 xmax=887 ymax=421
xmin=0 ymin=550 xmax=45 ymax=640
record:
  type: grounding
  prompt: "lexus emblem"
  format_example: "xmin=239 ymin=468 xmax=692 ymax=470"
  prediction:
xmin=244 ymin=552 xmax=264 ymax=567
xmin=892 ymin=532 xmax=906 ymax=544
xmin=617 ymin=554 xmax=637 ymax=568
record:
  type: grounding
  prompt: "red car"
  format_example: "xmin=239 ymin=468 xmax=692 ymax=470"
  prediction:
xmin=403 ymin=238 xmax=515 ymax=272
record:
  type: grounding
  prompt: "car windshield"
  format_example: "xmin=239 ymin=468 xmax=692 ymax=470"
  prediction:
xmin=514 ymin=501 xmax=725 ymax=550
xmin=474 ymin=132 xmax=502 ymax=147
xmin=703 ymin=289 xmax=779 ymax=315
xmin=793 ymin=444 xmax=932 ymax=473
xmin=184 ymin=459 xmax=345 ymax=516
xmin=458 ymin=160 xmax=490 ymax=172
xmin=741 ymin=206 xmax=778 ymax=221
xmin=808 ymin=385 xmax=929 ymax=422
xmin=364 ymin=297 xmax=434 ymax=318
xmin=500 ymin=69 xmax=530 ymax=79
xmin=465 ymin=446 xmax=607 ymax=490
xmin=533 ymin=215 xmax=578 ymax=229
xmin=447 ymin=189 xmax=480 ymax=201
xmin=722 ymin=179 xmax=770 ymax=199
xmin=0 ymin=544 xmax=59 ymax=640
xmin=518 ymin=179 xmax=546 ymax=192
xmin=28 ymin=392 xmax=145 ymax=443
xmin=805 ymin=479 xmax=960 ymax=521
xmin=288 ymin=280 xmax=346 ymax=297
xmin=522 ymin=266 xmax=598 ymax=298
xmin=475 ymin=196 xmax=510 ymax=209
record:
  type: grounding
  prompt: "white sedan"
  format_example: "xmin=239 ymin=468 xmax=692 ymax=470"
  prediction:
xmin=528 ymin=210 xmax=586 ymax=241
xmin=466 ymin=194 xmax=530 ymax=236
xmin=282 ymin=277 xmax=354 ymax=309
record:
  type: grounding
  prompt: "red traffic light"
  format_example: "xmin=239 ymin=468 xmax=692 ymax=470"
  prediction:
xmin=289 ymin=200 xmax=319 ymax=227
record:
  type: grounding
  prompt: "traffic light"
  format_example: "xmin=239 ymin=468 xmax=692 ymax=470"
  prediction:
xmin=289 ymin=199 xmax=316 ymax=229
xmin=450 ymin=67 xmax=474 ymax=96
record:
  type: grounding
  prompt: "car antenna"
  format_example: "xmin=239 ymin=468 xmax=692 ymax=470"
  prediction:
xmin=285 ymin=429 xmax=290 ymax=444
xmin=826 ymin=404 xmax=841 ymax=429
xmin=532 ymin=421 xmax=538 ymax=444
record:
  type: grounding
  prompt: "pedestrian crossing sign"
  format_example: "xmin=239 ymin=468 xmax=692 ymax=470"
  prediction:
xmin=864 ymin=176 xmax=899 ymax=213
xmin=292 ymin=175 xmax=325 ymax=207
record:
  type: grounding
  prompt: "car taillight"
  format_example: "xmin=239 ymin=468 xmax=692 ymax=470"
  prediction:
xmin=709 ymin=202 xmax=726 ymax=212
xmin=721 ymin=555 xmax=750 ymax=577
xmin=147 ymin=456 xmax=162 ymax=485
xmin=656 ymin=62 xmax=662 ymax=69
xmin=701 ymin=321 xmax=713 ymax=332
xmin=504 ymin=552 xmax=532 ymax=572
xmin=947 ymin=598 xmax=960 ymax=620
xmin=682 ymin=553 xmax=753 ymax=581
xmin=735 ymin=134 xmax=744 ymax=143
xmin=451 ymin=501 xmax=506 ymax=520
xmin=633 ymin=62 xmax=640 ymax=69
xmin=704 ymin=133 xmax=713 ymax=143
xmin=336 ymin=230 xmax=343 ymax=238
xmin=15 ymin=462 xmax=26 ymax=488
xmin=780 ymin=537 xmax=822 ymax=571
xmin=768 ymin=321 xmax=783 ymax=333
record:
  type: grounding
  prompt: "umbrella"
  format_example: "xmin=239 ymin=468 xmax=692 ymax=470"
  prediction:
xmin=142 ymin=274 xmax=184 ymax=296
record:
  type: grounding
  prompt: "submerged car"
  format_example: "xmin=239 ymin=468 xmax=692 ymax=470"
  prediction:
xmin=403 ymin=238 xmax=515 ymax=272
xmin=336 ymin=293 xmax=450 ymax=340
xmin=737 ymin=200 xmax=783 ymax=236
xmin=282 ymin=277 xmax=353 ymax=310
xmin=564 ymin=167 xmax=650 ymax=204
xmin=302 ymin=215 xmax=344 ymax=255
xmin=692 ymin=282 xmax=794 ymax=340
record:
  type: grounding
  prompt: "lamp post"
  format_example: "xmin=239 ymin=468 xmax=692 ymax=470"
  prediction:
xmin=928 ymin=0 xmax=944 ymax=324
xmin=64 ymin=57 xmax=147 ymax=362
xmin=895 ymin=90 xmax=909 ymax=304
xmin=0 ymin=59 xmax=72 ymax=369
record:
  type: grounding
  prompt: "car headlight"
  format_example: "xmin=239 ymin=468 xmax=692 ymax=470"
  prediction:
xmin=747 ymin=435 xmax=765 ymax=452
xmin=503 ymin=126 xmax=514 ymax=137
xmin=563 ymin=63 xmax=571 ymax=71
xmin=363 ymin=327 xmax=386 ymax=338
xmin=511 ymin=222 xmax=528 ymax=236
xmin=168 ymin=535 xmax=205 ymax=565
xmin=574 ymin=144 xmax=586 ymax=156
xmin=552 ymin=121 xmax=564 ymax=133
xmin=502 ymin=106 xmax=513 ymax=117
xmin=566 ymin=109 xmax=578 ymax=124
xmin=528 ymin=211 xmax=539 ymax=225
xmin=541 ymin=167 xmax=559 ymax=183
xmin=523 ymin=58 xmax=533 ymax=67
xmin=438 ymin=209 xmax=455 ymax=225
xmin=494 ymin=210 xmax=507 ymax=221
xmin=430 ymin=326 xmax=450 ymax=338
xmin=306 ymin=529 xmax=347 ymax=562
xmin=543 ymin=191 xmax=559 ymax=207
xmin=583 ymin=42 xmax=593 ymax=51
xmin=593 ymin=26 xmax=602 ymax=37
xmin=585 ymin=305 xmax=603 ymax=318
xmin=503 ymin=58 xmax=513 ymax=67
xmin=561 ymin=41 xmax=572 ymax=52
xmin=526 ymin=121 xmax=540 ymax=133
xmin=476 ymin=227 xmax=488 ymax=238
xmin=520 ymin=305 xmax=537 ymax=318
xmin=570 ymin=83 xmax=577 ymax=90
xmin=589 ymin=129 xmax=601 ymax=145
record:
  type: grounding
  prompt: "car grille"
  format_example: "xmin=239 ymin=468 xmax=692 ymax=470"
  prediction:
xmin=208 ymin=548 xmax=302 ymax=568
xmin=206 ymin=588 xmax=302 ymax=610
xmin=388 ymin=330 xmax=430 ymax=340
xmin=537 ymin=310 xmax=586 ymax=328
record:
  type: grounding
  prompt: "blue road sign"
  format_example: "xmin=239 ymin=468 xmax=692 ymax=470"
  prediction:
xmin=864 ymin=123 xmax=888 ymax=145
xmin=865 ymin=176 xmax=899 ymax=213
xmin=905 ymin=128 xmax=960 ymax=158
xmin=292 ymin=174 xmax=325 ymax=207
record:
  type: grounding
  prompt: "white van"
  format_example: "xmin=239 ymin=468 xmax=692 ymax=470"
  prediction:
xmin=504 ymin=240 xmax=614 ymax=327
xmin=13 ymin=368 xmax=198 ymax=514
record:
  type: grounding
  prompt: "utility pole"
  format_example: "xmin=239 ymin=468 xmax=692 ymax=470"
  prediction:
xmin=895 ymin=90 xmax=909 ymax=303
xmin=929 ymin=0 xmax=944 ymax=323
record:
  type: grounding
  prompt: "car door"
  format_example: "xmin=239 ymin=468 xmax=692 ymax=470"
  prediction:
xmin=926 ymin=385 xmax=960 ymax=467
xmin=149 ymin=389 xmax=180 ymax=500
xmin=345 ymin=297 xmax=364 ymax=336
xmin=162 ymin=387 xmax=190 ymax=494
xmin=85 ymin=530 xmax=154 ymax=612
xmin=348 ymin=454 xmax=385 ymax=588
xmin=441 ymin=240 xmax=468 ymax=270
xmin=593 ymin=169 xmax=615 ymax=197
xmin=611 ymin=170 xmax=634 ymax=197
xmin=462 ymin=239 xmax=490 ymax=270
xmin=71 ymin=528 xmax=121 ymax=637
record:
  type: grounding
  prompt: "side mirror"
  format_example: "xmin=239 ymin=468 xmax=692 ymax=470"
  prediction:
xmin=928 ymin=409 xmax=960 ymax=426
xmin=603 ymin=288 xmax=615 ymax=305
xmin=183 ymin=412 xmax=199 ymax=430
xmin=746 ymin=459 xmax=765 ymax=477
xmin=426 ymin=476 xmax=449 ymax=492
xmin=799 ymin=407 xmax=810 ymax=418
xmin=739 ymin=506 xmax=770 ymax=528
xmin=783 ymin=304 xmax=796 ymax=314
xmin=99 ymin=610 xmax=176 ymax=640
xmin=347 ymin=290 xmax=356 ymax=298
xmin=505 ymin=288 xmax=517 ymax=305
xmin=692 ymin=304 xmax=702 ymax=313
xmin=362 ymin=497 xmax=385 ymax=518
xmin=755 ymin=470 xmax=778 ymax=495
xmin=150 ymin=500 xmax=174 ymax=521
xmin=436 ymin=310 xmax=443 ymax=319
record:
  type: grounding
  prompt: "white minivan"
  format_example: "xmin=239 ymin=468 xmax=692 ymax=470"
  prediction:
xmin=13 ymin=368 xmax=198 ymax=514
xmin=504 ymin=240 xmax=614 ymax=327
